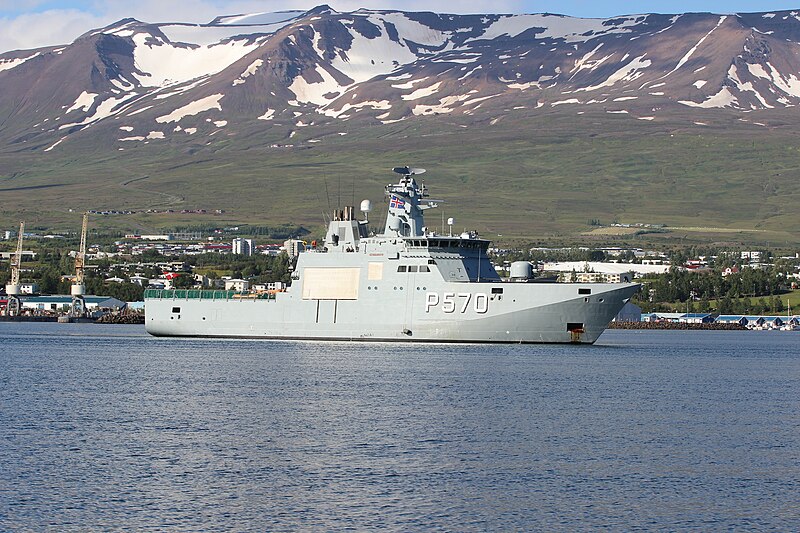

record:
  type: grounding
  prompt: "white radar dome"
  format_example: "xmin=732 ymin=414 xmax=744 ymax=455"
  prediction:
xmin=360 ymin=199 xmax=372 ymax=213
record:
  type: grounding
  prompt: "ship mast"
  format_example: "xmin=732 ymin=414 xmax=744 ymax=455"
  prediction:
xmin=71 ymin=212 xmax=89 ymax=317
xmin=383 ymin=166 xmax=438 ymax=237
xmin=4 ymin=221 xmax=24 ymax=316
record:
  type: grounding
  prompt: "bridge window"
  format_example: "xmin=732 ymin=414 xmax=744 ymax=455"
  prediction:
xmin=397 ymin=266 xmax=407 ymax=272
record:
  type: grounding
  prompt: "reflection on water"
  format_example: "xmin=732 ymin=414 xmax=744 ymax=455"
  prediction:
xmin=1 ymin=324 xmax=799 ymax=530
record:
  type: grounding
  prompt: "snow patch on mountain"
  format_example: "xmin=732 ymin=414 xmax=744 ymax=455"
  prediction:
xmin=577 ymin=55 xmax=651 ymax=92
xmin=432 ymin=55 xmax=479 ymax=64
xmin=130 ymin=33 xmax=262 ymax=87
xmin=156 ymin=93 xmax=224 ymax=123
xmin=391 ymin=76 xmax=428 ymax=89
xmin=0 ymin=52 xmax=40 ymax=73
xmin=59 ymin=95 xmax=134 ymax=130
xmin=258 ymin=108 xmax=276 ymax=120
xmin=44 ymin=136 xmax=67 ymax=151
xmin=66 ymin=92 xmax=98 ymax=113
xmin=569 ymin=43 xmax=609 ymax=78
xmin=762 ymin=62 xmax=800 ymax=97
xmin=328 ymin=14 xmax=448 ymax=84
xmin=662 ymin=16 xmax=726 ymax=80
xmin=469 ymin=14 xmax=642 ymax=44
xmin=321 ymin=99 xmax=391 ymax=118
xmin=214 ymin=11 xmax=305 ymax=25
xmin=728 ymin=65 xmax=773 ymax=109
xmin=679 ymin=86 xmax=738 ymax=108
xmin=158 ymin=24 xmax=278 ymax=46
xmin=402 ymin=82 xmax=442 ymax=100
xmin=289 ymin=65 xmax=343 ymax=105
xmin=232 ymin=59 xmax=263 ymax=86
xmin=412 ymin=94 xmax=470 ymax=115
xmin=154 ymin=79 xmax=208 ymax=100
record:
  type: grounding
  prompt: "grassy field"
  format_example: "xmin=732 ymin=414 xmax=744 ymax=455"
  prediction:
xmin=707 ymin=289 xmax=800 ymax=312
xmin=655 ymin=289 xmax=800 ymax=314
xmin=2 ymin=107 xmax=800 ymax=246
xmin=582 ymin=227 xmax=649 ymax=236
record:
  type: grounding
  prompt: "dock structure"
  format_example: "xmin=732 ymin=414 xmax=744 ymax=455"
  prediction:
xmin=4 ymin=221 xmax=24 ymax=317
xmin=71 ymin=213 xmax=89 ymax=317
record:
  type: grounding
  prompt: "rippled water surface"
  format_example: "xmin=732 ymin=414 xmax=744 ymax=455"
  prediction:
xmin=1 ymin=324 xmax=799 ymax=531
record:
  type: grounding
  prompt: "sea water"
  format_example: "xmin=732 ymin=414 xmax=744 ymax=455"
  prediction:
xmin=1 ymin=323 xmax=798 ymax=531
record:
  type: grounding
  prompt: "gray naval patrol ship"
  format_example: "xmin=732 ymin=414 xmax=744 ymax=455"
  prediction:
xmin=145 ymin=167 xmax=639 ymax=343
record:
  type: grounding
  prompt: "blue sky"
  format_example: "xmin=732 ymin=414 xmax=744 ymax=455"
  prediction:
xmin=1 ymin=1 xmax=798 ymax=52
xmin=2 ymin=1 xmax=798 ymax=17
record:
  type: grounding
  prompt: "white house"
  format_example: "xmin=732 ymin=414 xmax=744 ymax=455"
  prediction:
xmin=224 ymin=279 xmax=250 ymax=292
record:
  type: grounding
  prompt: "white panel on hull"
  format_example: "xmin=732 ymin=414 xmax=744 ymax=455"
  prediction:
xmin=302 ymin=267 xmax=361 ymax=300
xmin=368 ymin=262 xmax=384 ymax=280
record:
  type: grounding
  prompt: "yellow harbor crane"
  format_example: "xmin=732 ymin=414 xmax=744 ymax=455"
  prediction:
xmin=4 ymin=221 xmax=24 ymax=316
xmin=71 ymin=212 xmax=89 ymax=317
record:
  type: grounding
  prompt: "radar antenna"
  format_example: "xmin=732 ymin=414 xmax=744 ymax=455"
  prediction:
xmin=392 ymin=166 xmax=426 ymax=176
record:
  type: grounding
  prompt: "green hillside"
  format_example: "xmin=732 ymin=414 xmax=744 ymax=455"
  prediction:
xmin=1 ymin=108 xmax=799 ymax=245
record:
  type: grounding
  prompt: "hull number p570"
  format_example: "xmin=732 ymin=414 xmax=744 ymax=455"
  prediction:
xmin=425 ymin=292 xmax=488 ymax=314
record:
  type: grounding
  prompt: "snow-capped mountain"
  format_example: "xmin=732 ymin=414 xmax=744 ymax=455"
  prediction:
xmin=2 ymin=5 xmax=800 ymax=152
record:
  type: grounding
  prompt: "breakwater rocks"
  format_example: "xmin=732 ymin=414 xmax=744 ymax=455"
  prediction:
xmin=609 ymin=321 xmax=746 ymax=331
xmin=0 ymin=316 xmax=57 ymax=322
xmin=96 ymin=314 xmax=145 ymax=325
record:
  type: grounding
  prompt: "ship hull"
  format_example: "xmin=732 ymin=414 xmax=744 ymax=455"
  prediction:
xmin=145 ymin=283 xmax=639 ymax=344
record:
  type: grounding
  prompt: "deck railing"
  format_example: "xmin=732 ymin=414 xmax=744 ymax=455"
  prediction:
xmin=144 ymin=289 xmax=276 ymax=300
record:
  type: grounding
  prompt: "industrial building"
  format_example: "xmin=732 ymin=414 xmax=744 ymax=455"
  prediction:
xmin=2 ymin=295 xmax=126 ymax=315
xmin=543 ymin=261 xmax=672 ymax=279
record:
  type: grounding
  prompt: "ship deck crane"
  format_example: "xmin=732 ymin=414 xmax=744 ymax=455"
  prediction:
xmin=71 ymin=212 xmax=89 ymax=317
xmin=4 ymin=221 xmax=24 ymax=316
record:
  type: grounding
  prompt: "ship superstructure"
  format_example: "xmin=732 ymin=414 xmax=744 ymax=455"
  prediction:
xmin=145 ymin=167 xmax=639 ymax=343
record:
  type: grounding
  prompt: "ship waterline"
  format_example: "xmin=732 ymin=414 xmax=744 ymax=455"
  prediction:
xmin=145 ymin=167 xmax=638 ymax=343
